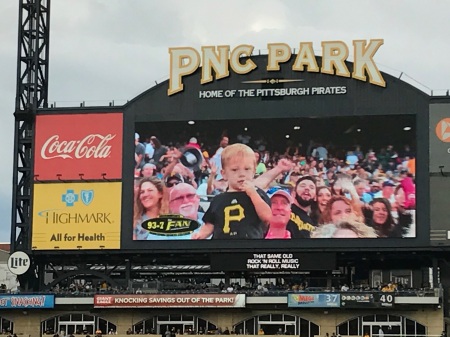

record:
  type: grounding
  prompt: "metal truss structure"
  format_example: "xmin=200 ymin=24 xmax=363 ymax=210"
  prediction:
xmin=12 ymin=0 xmax=50 ymax=289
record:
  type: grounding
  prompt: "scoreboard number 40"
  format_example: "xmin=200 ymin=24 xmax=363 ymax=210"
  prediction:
xmin=379 ymin=294 xmax=394 ymax=305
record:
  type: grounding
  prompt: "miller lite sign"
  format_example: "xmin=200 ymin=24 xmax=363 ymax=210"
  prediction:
xmin=34 ymin=113 xmax=123 ymax=180
xmin=8 ymin=251 xmax=31 ymax=275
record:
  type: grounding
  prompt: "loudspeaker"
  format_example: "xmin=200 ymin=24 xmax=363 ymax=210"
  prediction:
xmin=179 ymin=147 xmax=203 ymax=169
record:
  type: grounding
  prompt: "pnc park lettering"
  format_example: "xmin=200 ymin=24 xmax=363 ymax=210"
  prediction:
xmin=168 ymin=40 xmax=385 ymax=95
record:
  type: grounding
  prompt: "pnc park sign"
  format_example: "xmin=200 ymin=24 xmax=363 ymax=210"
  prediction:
xmin=168 ymin=39 xmax=385 ymax=96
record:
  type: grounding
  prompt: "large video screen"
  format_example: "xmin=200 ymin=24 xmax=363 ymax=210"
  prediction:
xmin=133 ymin=114 xmax=416 ymax=241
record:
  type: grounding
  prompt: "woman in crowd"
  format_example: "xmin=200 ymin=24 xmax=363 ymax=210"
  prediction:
xmin=133 ymin=176 xmax=165 ymax=240
xmin=364 ymin=198 xmax=412 ymax=238
xmin=311 ymin=186 xmax=332 ymax=224
xmin=255 ymin=151 xmax=267 ymax=176
xmin=319 ymin=195 xmax=363 ymax=225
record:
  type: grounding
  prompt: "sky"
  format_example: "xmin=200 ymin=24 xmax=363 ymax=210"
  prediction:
xmin=0 ymin=1 xmax=449 ymax=242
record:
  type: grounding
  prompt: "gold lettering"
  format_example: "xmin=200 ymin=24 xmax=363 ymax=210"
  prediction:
xmin=223 ymin=204 xmax=245 ymax=234
xmin=290 ymin=213 xmax=315 ymax=232
xmin=267 ymin=43 xmax=291 ymax=71
xmin=321 ymin=41 xmax=350 ymax=78
xmin=292 ymin=42 xmax=319 ymax=72
xmin=229 ymin=44 xmax=257 ymax=74
xmin=201 ymin=45 xmax=230 ymax=84
xmin=352 ymin=39 xmax=386 ymax=87
xmin=168 ymin=47 xmax=200 ymax=96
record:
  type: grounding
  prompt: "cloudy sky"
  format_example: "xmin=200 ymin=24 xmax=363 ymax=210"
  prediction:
xmin=0 ymin=1 xmax=449 ymax=242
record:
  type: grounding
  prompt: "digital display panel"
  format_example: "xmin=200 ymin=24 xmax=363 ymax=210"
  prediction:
xmin=132 ymin=114 xmax=416 ymax=242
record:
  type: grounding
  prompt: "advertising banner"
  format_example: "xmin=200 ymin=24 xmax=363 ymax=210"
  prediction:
xmin=94 ymin=294 xmax=245 ymax=308
xmin=429 ymin=104 xmax=450 ymax=173
xmin=32 ymin=182 xmax=122 ymax=250
xmin=34 ymin=113 xmax=123 ymax=181
xmin=287 ymin=293 xmax=340 ymax=307
xmin=340 ymin=292 xmax=395 ymax=308
xmin=0 ymin=295 xmax=54 ymax=309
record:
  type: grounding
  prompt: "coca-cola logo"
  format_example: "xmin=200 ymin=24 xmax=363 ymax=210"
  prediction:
xmin=41 ymin=134 xmax=116 ymax=159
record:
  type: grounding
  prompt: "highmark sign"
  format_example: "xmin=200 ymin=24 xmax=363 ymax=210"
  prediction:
xmin=168 ymin=39 xmax=385 ymax=96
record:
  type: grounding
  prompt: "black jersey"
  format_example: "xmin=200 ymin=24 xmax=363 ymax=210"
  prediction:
xmin=203 ymin=188 xmax=270 ymax=239
xmin=286 ymin=203 xmax=317 ymax=238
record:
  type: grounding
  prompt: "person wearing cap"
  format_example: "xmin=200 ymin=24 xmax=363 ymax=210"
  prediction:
xmin=286 ymin=176 xmax=318 ymax=238
xmin=381 ymin=180 xmax=396 ymax=206
xmin=165 ymin=173 xmax=184 ymax=189
xmin=162 ymin=147 xmax=198 ymax=189
xmin=265 ymin=188 xmax=292 ymax=239
xmin=187 ymin=137 xmax=201 ymax=150
xmin=141 ymin=163 xmax=156 ymax=177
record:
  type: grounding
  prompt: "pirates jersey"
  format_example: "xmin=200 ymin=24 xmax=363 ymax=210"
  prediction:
xmin=286 ymin=203 xmax=317 ymax=238
xmin=203 ymin=188 xmax=270 ymax=239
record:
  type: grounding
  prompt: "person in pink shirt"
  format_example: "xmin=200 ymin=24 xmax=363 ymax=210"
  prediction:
xmin=265 ymin=187 xmax=293 ymax=239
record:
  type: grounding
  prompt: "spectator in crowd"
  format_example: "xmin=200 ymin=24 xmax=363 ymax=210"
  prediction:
xmin=140 ymin=163 xmax=156 ymax=177
xmin=396 ymin=173 xmax=416 ymax=210
xmin=192 ymin=144 xmax=271 ymax=239
xmin=135 ymin=133 xmax=146 ymax=176
xmin=144 ymin=136 xmax=154 ymax=163
xmin=186 ymin=137 xmax=201 ymax=150
xmin=163 ymin=148 xmax=198 ymax=189
xmin=286 ymin=176 xmax=317 ymax=238
xmin=319 ymin=195 xmax=363 ymax=225
xmin=354 ymin=179 xmax=373 ymax=204
xmin=368 ymin=179 xmax=382 ymax=199
xmin=206 ymin=162 xmax=227 ymax=196
xmin=380 ymin=180 xmax=396 ymax=206
xmin=255 ymin=151 xmax=267 ymax=176
xmin=133 ymin=177 xmax=164 ymax=240
xmin=310 ymin=186 xmax=332 ymax=224
xmin=211 ymin=135 xmax=229 ymax=173
xmin=364 ymin=198 xmax=412 ymax=238
xmin=150 ymin=136 xmax=168 ymax=167
xmin=146 ymin=182 xmax=209 ymax=240
xmin=265 ymin=187 xmax=293 ymax=239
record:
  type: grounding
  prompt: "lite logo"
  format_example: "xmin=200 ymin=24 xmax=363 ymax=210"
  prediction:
xmin=7 ymin=251 xmax=31 ymax=275
xmin=435 ymin=118 xmax=450 ymax=142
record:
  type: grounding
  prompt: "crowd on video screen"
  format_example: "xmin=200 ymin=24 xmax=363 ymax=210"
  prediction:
xmin=133 ymin=124 xmax=416 ymax=241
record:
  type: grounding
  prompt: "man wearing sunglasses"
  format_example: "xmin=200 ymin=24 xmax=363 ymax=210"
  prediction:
xmin=147 ymin=182 xmax=207 ymax=240
xmin=165 ymin=173 xmax=184 ymax=188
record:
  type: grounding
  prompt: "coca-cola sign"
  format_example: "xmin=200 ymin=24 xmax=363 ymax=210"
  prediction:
xmin=41 ymin=134 xmax=115 ymax=159
xmin=35 ymin=113 xmax=123 ymax=181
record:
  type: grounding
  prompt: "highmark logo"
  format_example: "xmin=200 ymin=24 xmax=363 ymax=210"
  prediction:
xmin=61 ymin=189 xmax=94 ymax=206
xmin=435 ymin=118 xmax=450 ymax=143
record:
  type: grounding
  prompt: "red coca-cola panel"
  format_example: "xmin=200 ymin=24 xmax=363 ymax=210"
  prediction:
xmin=34 ymin=113 xmax=123 ymax=181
